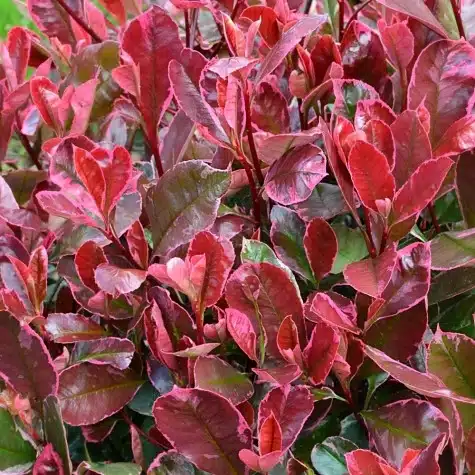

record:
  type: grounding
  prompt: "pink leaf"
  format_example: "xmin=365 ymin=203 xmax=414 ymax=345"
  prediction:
xmin=45 ymin=313 xmax=108 ymax=343
xmin=226 ymin=308 xmax=258 ymax=362
xmin=33 ymin=444 xmax=64 ymax=475
xmin=434 ymin=115 xmax=475 ymax=157
xmin=94 ymin=264 xmax=146 ymax=297
xmin=346 ymin=449 xmax=398 ymax=475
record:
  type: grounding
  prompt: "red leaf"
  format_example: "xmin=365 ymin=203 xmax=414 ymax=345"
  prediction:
xmin=348 ymin=141 xmax=395 ymax=213
xmin=364 ymin=344 xmax=475 ymax=404
xmin=226 ymin=308 xmax=258 ymax=362
xmin=0 ymin=311 xmax=57 ymax=400
xmin=187 ymin=231 xmax=235 ymax=313
xmin=258 ymin=385 xmax=313 ymax=452
xmin=75 ymin=241 xmax=107 ymax=292
xmin=30 ymin=76 xmax=61 ymax=132
xmin=306 ymin=293 xmax=360 ymax=334
xmin=251 ymin=82 xmax=290 ymax=134
xmin=408 ymin=39 xmax=475 ymax=146
xmin=390 ymin=158 xmax=453 ymax=238
xmin=434 ymin=115 xmax=475 ymax=158
xmin=126 ymin=221 xmax=149 ymax=269
xmin=277 ymin=315 xmax=302 ymax=366
xmin=33 ymin=444 xmax=64 ymax=475
xmin=361 ymin=119 xmax=395 ymax=170
xmin=264 ymin=144 xmax=327 ymax=205
xmin=378 ymin=20 xmax=414 ymax=72
xmin=346 ymin=450 xmax=398 ymax=475
xmin=255 ymin=15 xmax=327 ymax=85
xmin=94 ymin=264 xmax=146 ymax=297
xmin=303 ymin=217 xmax=338 ymax=282
xmin=70 ymin=78 xmax=98 ymax=136
xmin=45 ymin=313 xmax=108 ymax=343
xmin=344 ymin=244 xmax=398 ymax=297
xmin=58 ymin=363 xmax=143 ymax=426
xmin=73 ymin=147 xmax=106 ymax=214
xmin=225 ymin=262 xmax=304 ymax=359
xmin=252 ymin=365 xmax=302 ymax=385
xmin=6 ymin=27 xmax=31 ymax=87
xmin=391 ymin=110 xmax=432 ymax=188
xmin=122 ymin=6 xmax=183 ymax=153
xmin=240 ymin=6 xmax=280 ymax=48
xmin=98 ymin=0 xmax=126 ymax=24
xmin=102 ymin=146 xmax=133 ymax=216
xmin=374 ymin=0 xmax=447 ymax=38
xmin=169 ymin=60 xmax=230 ymax=147
xmin=303 ymin=319 xmax=339 ymax=385
xmin=355 ymin=99 xmax=396 ymax=129
xmin=259 ymin=412 xmax=283 ymax=455
xmin=153 ymin=387 xmax=252 ymax=474
xmin=29 ymin=245 xmax=48 ymax=310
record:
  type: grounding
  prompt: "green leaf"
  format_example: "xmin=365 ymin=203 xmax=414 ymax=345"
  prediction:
xmin=364 ymin=373 xmax=389 ymax=409
xmin=0 ymin=407 xmax=35 ymax=470
xmin=429 ymin=266 xmax=475 ymax=304
xmin=241 ymin=238 xmax=299 ymax=288
xmin=428 ymin=331 xmax=475 ymax=432
xmin=127 ymin=382 xmax=160 ymax=416
xmin=77 ymin=462 xmax=142 ymax=475
xmin=430 ymin=229 xmax=475 ymax=270
xmin=430 ymin=293 xmax=475 ymax=338
xmin=312 ymin=387 xmax=347 ymax=403
xmin=146 ymin=161 xmax=230 ymax=256
xmin=339 ymin=415 xmax=369 ymax=449
xmin=311 ymin=436 xmax=358 ymax=475
xmin=270 ymin=206 xmax=315 ymax=282
xmin=331 ymin=225 xmax=368 ymax=274
xmin=43 ymin=396 xmax=72 ymax=475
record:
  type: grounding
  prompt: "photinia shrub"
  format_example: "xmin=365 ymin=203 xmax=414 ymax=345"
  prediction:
xmin=1 ymin=0 xmax=475 ymax=473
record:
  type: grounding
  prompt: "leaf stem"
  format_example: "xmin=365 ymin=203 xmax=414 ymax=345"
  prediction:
xmin=338 ymin=0 xmax=345 ymax=41
xmin=243 ymin=86 xmax=265 ymax=186
xmin=151 ymin=141 xmax=164 ymax=178
xmin=54 ymin=0 xmax=102 ymax=43
xmin=345 ymin=0 xmax=375 ymax=29
xmin=450 ymin=0 xmax=466 ymax=38
xmin=363 ymin=207 xmax=377 ymax=258
xmin=428 ymin=202 xmax=441 ymax=234
xmin=16 ymin=116 xmax=42 ymax=170
xmin=195 ymin=307 xmax=204 ymax=345
xmin=184 ymin=10 xmax=191 ymax=48
xmin=237 ymin=153 xmax=262 ymax=227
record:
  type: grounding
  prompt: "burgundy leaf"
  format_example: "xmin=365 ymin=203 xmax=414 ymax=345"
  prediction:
xmin=430 ymin=228 xmax=475 ymax=270
xmin=225 ymin=262 xmax=304 ymax=359
xmin=264 ymin=144 xmax=327 ymax=205
xmin=258 ymin=385 xmax=313 ymax=452
xmin=58 ymin=364 xmax=143 ymax=426
xmin=126 ymin=221 xmax=149 ymax=269
xmin=45 ymin=313 xmax=108 ymax=343
xmin=303 ymin=217 xmax=338 ymax=282
xmin=94 ymin=264 xmax=146 ymax=297
xmin=362 ymin=399 xmax=449 ymax=469
xmin=153 ymin=387 xmax=252 ymax=474
xmin=194 ymin=355 xmax=254 ymax=405
xmin=456 ymin=151 xmax=475 ymax=228
xmin=252 ymin=82 xmax=290 ymax=134
xmin=0 ymin=311 xmax=57 ymax=400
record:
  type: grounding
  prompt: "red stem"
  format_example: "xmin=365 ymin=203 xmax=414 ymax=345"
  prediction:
xmin=195 ymin=308 xmax=204 ymax=345
xmin=379 ymin=228 xmax=388 ymax=255
xmin=238 ymin=154 xmax=261 ymax=227
xmin=184 ymin=10 xmax=191 ymax=48
xmin=363 ymin=207 xmax=377 ymax=258
xmin=428 ymin=202 xmax=441 ymax=234
xmin=345 ymin=0 xmax=375 ymax=29
xmin=54 ymin=0 xmax=102 ymax=43
xmin=338 ymin=0 xmax=345 ymax=41
xmin=151 ymin=141 xmax=164 ymax=178
xmin=243 ymin=86 xmax=265 ymax=186
xmin=450 ymin=0 xmax=466 ymax=38
xmin=15 ymin=116 xmax=42 ymax=170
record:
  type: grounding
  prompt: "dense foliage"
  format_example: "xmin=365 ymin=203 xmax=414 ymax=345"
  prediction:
xmin=1 ymin=0 xmax=475 ymax=473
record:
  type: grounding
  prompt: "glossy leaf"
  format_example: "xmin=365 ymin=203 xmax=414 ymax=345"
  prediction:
xmin=194 ymin=355 xmax=254 ymax=405
xmin=146 ymin=161 xmax=230 ymax=256
xmin=0 ymin=311 xmax=57 ymax=400
xmin=430 ymin=229 xmax=475 ymax=270
xmin=58 ymin=363 xmax=143 ymax=426
xmin=46 ymin=313 xmax=108 ymax=343
xmin=153 ymin=387 xmax=252 ymax=474
xmin=311 ymin=436 xmax=358 ymax=475
xmin=94 ymin=264 xmax=147 ymax=297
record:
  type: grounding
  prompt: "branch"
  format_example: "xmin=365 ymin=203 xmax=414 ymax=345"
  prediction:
xmin=54 ymin=0 xmax=102 ymax=43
